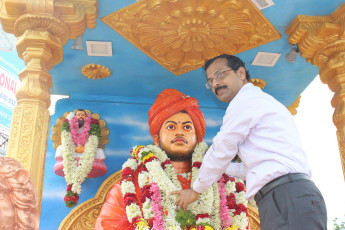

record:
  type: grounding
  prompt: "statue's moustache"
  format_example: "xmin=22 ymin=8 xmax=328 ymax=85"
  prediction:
xmin=171 ymin=136 xmax=188 ymax=144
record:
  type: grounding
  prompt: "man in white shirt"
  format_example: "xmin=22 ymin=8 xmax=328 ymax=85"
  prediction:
xmin=172 ymin=54 xmax=327 ymax=230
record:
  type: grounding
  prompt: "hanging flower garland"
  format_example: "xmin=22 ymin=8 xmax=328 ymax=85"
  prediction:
xmin=61 ymin=112 xmax=101 ymax=208
xmin=121 ymin=143 xmax=249 ymax=230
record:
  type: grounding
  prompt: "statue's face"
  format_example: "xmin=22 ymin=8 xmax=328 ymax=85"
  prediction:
xmin=76 ymin=111 xmax=86 ymax=128
xmin=0 ymin=188 xmax=15 ymax=229
xmin=154 ymin=112 xmax=197 ymax=161
xmin=76 ymin=111 xmax=86 ymax=121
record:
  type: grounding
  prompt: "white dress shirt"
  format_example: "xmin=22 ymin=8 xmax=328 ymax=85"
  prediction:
xmin=193 ymin=83 xmax=311 ymax=199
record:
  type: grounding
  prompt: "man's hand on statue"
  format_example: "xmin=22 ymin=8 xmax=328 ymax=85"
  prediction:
xmin=171 ymin=188 xmax=200 ymax=211
xmin=75 ymin=146 xmax=85 ymax=153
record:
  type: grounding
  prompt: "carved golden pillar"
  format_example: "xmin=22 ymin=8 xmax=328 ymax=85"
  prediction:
xmin=0 ymin=0 xmax=97 ymax=213
xmin=286 ymin=3 xmax=345 ymax=180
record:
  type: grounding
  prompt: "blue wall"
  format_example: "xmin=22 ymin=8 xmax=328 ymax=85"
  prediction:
xmin=40 ymin=94 xmax=226 ymax=230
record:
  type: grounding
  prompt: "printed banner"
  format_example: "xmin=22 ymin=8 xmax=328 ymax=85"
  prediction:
xmin=0 ymin=65 xmax=20 ymax=129
xmin=0 ymin=104 xmax=12 ymax=130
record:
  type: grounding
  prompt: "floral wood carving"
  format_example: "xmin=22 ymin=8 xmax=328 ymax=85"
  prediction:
xmin=51 ymin=109 xmax=109 ymax=150
xmin=58 ymin=170 xmax=261 ymax=230
xmin=81 ymin=64 xmax=111 ymax=80
xmin=102 ymin=0 xmax=280 ymax=75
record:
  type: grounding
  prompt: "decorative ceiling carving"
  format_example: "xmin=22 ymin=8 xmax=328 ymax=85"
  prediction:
xmin=81 ymin=64 xmax=111 ymax=80
xmin=286 ymin=3 xmax=345 ymax=81
xmin=0 ymin=0 xmax=97 ymax=40
xmin=102 ymin=0 xmax=281 ymax=75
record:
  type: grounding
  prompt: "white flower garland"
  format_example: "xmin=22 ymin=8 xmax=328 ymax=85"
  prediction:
xmin=143 ymin=143 xmax=216 ymax=228
xmin=61 ymin=113 xmax=99 ymax=194
xmin=121 ymin=143 xmax=249 ymax=229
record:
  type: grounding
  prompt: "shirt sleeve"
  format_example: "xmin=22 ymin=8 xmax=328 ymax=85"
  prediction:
xmin=225 ymin=162 xmax=247 ymax=180
xmin=193 ymin=97 xmax=258 ymax=193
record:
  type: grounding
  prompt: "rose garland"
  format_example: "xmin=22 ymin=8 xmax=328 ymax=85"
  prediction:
xmin=233 ymin=155 xmax=258 ymax=211
xmin=121 ymin=143 xmax=249 ymax=229
xmin=61 ymin=112 xmax=101 ymax=208
xmin=69 ymin=113 xmax=91 ymax=146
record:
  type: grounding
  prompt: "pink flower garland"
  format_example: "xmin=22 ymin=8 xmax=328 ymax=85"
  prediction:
xmin=69 ymin=114 xmax=91 ymax=146
xmin=150 ymin=182 xmax=165 ymax=230
xmin=218 ymin=176 xmax=232 ymax=229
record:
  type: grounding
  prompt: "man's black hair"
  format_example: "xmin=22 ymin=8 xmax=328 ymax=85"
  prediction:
xmin=203 ymin=54 xmax=251 ymax=81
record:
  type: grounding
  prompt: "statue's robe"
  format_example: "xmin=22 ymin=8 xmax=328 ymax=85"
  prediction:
xmin=94 ymin=171 xmax=191 ymax=230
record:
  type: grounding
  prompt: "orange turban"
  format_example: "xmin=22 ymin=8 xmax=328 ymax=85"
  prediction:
xmin=148 ymin=89 xmax=206 ymax=143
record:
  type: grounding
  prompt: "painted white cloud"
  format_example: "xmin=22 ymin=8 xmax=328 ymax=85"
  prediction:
xmin=43 ymin=190 xmax=65 ymax=199
xmin=132 ymin=135 xmax=152 ymax=141
xmin=105 ymin=116 xmax=149 ymax=130
xmin=202 ymin=138 xmax=213 ymax=144
xmin=205 ymin=118 xmax=222 ymax=127
xmin=106 ymin=149 xmax=131 ymax=156
xmin=46 ymin=150 xmax=53 ymax=158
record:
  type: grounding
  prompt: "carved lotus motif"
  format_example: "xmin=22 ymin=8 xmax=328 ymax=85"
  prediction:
xmin=81 ymin=64 xmax=111 ymax=80
xmin=103 ymin=0 xmax=280 ymax=75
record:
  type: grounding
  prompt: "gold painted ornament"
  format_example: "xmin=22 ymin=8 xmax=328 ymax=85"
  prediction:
xmin=102 ymin=0 xmax=281 ymax=75
xmin=81 ymin=64 xmax=111 ymax=80
xmin=250 ymin=79 xmax=266 ymax=89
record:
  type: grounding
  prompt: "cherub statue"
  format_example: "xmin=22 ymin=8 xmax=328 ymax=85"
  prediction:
xmin=0 ymin=157 xmax=39 ymax=230
xmin=95 ymin=89 xmax=249 ymax=230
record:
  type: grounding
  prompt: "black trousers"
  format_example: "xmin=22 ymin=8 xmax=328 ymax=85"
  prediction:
xmin=256 ymin=177 xmax=327 ymax=230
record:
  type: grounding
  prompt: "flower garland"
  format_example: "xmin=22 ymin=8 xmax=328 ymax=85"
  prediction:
xmin=69 ymin=113 xmax=91 ymax=146
xmin=219 ymin=177 xmax=232 ymax=229
xmin=121 ymin=143 xmax=249 ymax=229
xmin=223 ymin=175 xmax=249 ymax=230
xmin=150 ymin=182 xmax=165 ymax=230
xmin=61 ymin=112 xmax=101 ymax=208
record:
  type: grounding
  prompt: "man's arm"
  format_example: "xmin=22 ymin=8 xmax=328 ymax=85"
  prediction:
xmin=225 ymin=162 xmax=246 ymax=180
xmin=173 ymin=97 xmax=259 ymax=209
xmin=193 ymin=133 xmax=242 ymax=193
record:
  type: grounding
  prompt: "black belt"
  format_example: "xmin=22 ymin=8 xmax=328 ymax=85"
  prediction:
xmin=254 ymin=173 xmax=310 ymax=204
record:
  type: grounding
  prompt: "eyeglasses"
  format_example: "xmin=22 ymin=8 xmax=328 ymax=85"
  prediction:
xmin=205 ymin=69 xmax=233 ymax=89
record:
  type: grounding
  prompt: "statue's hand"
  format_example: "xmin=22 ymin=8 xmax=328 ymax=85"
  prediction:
xmin=75 ymin=146 xmax=85 ymax=153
